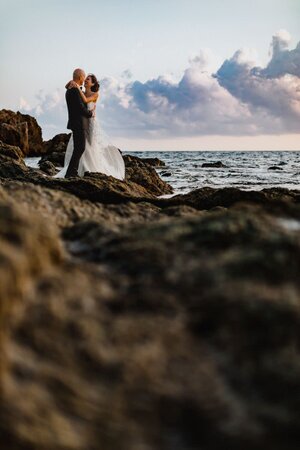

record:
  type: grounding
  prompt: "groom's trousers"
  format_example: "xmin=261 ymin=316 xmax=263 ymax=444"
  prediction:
xmin=65 ymin=128 xmax=86 ymax=177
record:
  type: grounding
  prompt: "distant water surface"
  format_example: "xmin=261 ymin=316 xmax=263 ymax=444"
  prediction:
xmin=125 ymin=151 xmax=300 ymax=195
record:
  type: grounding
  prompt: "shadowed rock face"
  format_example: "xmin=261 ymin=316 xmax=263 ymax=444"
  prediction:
xmin=0 ymin=110 xmax=43 ymax=155
xmin=42 ymin=133 xmax=71 ymax=155
xmin=1 ymin=114 xmax=300 ymax=449
xmin=39 ymin=151 xmax=66 ymax=168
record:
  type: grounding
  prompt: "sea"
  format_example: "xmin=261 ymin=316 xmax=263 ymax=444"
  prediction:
xmin=129 ymin=150 xmax=300 ymax=195
xmin=26 ymin=150 xmax=300 ymax=196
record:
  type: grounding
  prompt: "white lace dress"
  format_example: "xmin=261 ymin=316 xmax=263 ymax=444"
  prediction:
xmin=55 ymin=102 xmax=125 ymax=180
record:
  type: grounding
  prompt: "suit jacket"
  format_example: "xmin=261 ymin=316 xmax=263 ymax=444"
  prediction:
xmin=66 ymin=87 xmax=93 ymax=131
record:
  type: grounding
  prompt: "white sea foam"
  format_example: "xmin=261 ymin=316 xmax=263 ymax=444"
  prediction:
xmin=24 ymin=157 xmax=41 ymax=169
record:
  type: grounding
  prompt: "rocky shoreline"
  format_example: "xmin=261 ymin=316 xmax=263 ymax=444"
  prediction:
xmin=1 ymin=110 xmax=300 ymax=450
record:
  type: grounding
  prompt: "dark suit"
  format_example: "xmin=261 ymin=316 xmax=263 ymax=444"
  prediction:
xmin=65 ymin=87 xmax=93 ymax=177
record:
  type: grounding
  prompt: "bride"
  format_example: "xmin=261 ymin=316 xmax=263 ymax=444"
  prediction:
xmin=55 ymin=73 xmax=125 ymax=180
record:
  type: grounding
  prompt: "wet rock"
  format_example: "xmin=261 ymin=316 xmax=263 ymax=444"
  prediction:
xmin=268 ymin=165 xmax=283 ymax=171
xmin=0 ymin=109 xmax=43 ymax=155
xmin=161 ymin=171 xmax=172 ymax=177
xmin=202 ymin=161 xmax=227 ymax=168
xmin=124 ymin=154 xmax=165 ymax=167
xmin=140 ymin=157 xmax=166 ymax=167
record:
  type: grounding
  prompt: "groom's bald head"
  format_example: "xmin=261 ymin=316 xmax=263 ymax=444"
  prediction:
xmin=73 ymin=68 xmax=86 ymax=85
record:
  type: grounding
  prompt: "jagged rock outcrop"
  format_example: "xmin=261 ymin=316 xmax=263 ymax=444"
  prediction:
xmin=0 ymin=140 xmax=24 ymax=162
xmin=37 ymin=152 xmax=173 ymax=197
xmin=124 ymin=154 xmax=173 ymax=196
xmin=42 ymin=133 xmax=71 ymax=154
xmin=38 ymin=160 xmax=58 ymax=176
xmin=0 ymin=110 xmax=43 ymax=155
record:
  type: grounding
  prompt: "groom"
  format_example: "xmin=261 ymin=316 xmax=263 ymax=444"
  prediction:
xmin=65 ymin=68 xmax=94 ymax=178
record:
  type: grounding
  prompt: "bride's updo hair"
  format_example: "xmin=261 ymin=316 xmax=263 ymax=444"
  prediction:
xmin=89 ymin=73 xmax=100 ymax=92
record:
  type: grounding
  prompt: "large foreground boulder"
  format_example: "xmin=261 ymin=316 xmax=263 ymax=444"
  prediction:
xmin=0 ymin=203 xmax=300 ymax=449
xmin=0 ymin=199 xmax=64 ymax=374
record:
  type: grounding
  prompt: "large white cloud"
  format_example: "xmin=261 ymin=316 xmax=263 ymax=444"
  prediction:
xmin=19 ymin=31 xmax=300 ymax=140
xmin=215 ymin=30 xmax=300 ymax=133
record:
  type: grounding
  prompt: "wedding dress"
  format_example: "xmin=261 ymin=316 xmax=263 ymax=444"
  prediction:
xmin=55 ymin=102 xmax=125 ymax=180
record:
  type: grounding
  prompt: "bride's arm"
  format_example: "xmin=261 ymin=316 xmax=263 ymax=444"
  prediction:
xmin=75 ymin=86 xmax=99 ymax=104
xmin=65 ymin=80 xmax=99 ymax=103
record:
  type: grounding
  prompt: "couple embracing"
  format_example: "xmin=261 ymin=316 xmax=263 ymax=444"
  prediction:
xmin=56 ymin=68 xmax=125 ymax=180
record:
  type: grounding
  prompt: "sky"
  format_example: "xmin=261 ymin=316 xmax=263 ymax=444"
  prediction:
xmin=0 ymin=0 xmax=300 ymax=150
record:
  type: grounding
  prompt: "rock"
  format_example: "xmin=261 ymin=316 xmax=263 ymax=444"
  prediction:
xmin=202 ymin=161 xmax=227 ymax=168
xmin=158 ymin=186 xmax=300 ymax=211
xmin=0 ymin=199 xmax=64 ymax=371
xmin=161 ymin=171 xmax=172 ymax=177
xmin=0 ymin=140 xmax=24 ymax=162
xmin=140 ymin=156 xmax=166 ymax=167
xmin=38 ymin=160 xmax=58 ymax=176
xmin=0 ymin=149 xmax=161 ymax=202
xmin=0 ymin=122 xmax=28 ymax=154
xmin=52 ymin=172 xmax=157 ymax=203
xmin=124 ymin=154 xmax=173 ymax=196
xmin=39 ymin=151 xmax=66 ymax=168
xmin=0 ymin=181 xmax=171 ymax=229
xmin=1 ymin=178 xmax=300 ymax=449
xmin=42 ymin=133 xmax=71 ymax=155
xmin=0 ymin=109 xmax=43 ymax=156
xmin=268 ymin=165 xmax=283 ymax=171
xmin=124 ymin=154 xmax=165 ymax=167
xmin=2 ymin=206 xmax=297 ymax=450
xmin=0 ymin=141 xmax=30 ymax=179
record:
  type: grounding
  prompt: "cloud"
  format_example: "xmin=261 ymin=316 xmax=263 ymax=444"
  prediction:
xmin=215 ymin=30 xmax=300 ymax=133
xmin=19 ymin=89 xmax=67 ymax=139
xmin=19 ymin=31 xmax=300 ymax=140
xmin=261 ymin=30 xmax=300 ymax=78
